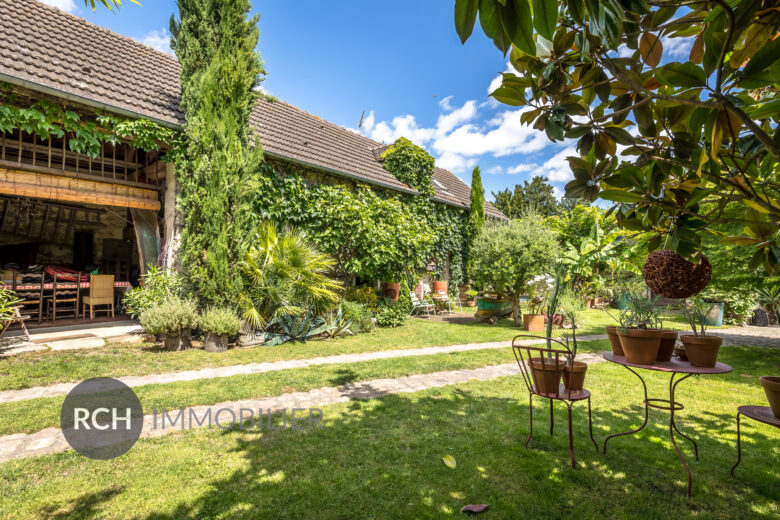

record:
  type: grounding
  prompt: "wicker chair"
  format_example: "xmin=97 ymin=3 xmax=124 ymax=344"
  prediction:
xmin=82 ymin=275 xmax=114 ymax=320
xmin=511 ymin=334 xmax=598 ymax=468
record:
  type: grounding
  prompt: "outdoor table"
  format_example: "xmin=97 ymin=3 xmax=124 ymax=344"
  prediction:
xmin=602 ymin=352 xmax=733 ymax=496
xmin=731 ymin=406 xmax=780 ymax=476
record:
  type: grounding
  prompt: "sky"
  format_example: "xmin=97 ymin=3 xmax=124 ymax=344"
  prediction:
xmin=40 ymin=0 xmax=693 ymax=203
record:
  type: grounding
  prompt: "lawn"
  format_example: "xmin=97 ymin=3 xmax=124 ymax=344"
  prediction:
xmin=0 ymin=309 xmax=703 ymax=391
xmin=0 ymin=345 xmax=777 ymax=519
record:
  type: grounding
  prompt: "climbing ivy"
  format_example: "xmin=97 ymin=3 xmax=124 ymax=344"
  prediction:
xmin=0 ymin=92 xmax=179 ymax=158
xmin=380 ymin=137 xmax=435 ymax=197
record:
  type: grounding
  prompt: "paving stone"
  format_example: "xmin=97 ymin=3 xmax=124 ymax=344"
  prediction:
xmin=47 ymin=338 xmax=106 ymax=351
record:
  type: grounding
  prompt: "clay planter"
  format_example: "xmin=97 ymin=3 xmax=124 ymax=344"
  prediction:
xmin=530 ymin=359 xmax=567 ymax=394
xmin=680 ymin=334 xmax=722 ymax=367
xmin=673 ymin=345 xmax=688 ymax=361
xmin=466 ymin=299 xmax=477 ymax=307
xmin=760 ymin=376 xmax=780 ymax=418
xmin=617 ymin=328 xmax=663 ymax=365
xmin=204 ymin=332 xmax=228 ymax=353
xmin=523 ymin=314 xmax=545 ymax=332
xmin=432 ymin=280 xmax=448 ymax=294
xmin=383 ymin=282 xmax=401 ymax=302
xmin=656 ymin=330 xmax=678 ymax=362
xmin=605 ymin=326 xmax=624 ymax=356
xmin=563 ymin=361 xmax=588 ymax=392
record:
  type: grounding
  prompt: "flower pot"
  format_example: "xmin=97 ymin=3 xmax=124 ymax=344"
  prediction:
xmin=523 ymin=314 xmax=545 ymax=332
xmin=204 ymin=332 xmax=228 ymax=352
xmin=164 ymin=332 xmax=182 ymax=351
xmin=657 ymin=330 xmax=678 ymax=362
xmin=530 ymin=359 xmax=567 ymax=395
xmin=432 ymin=280 xmax=448 ymax=294
xmin=617 ymin=328 xmax=663 ymax=365
xmin=584 ymin=297 xmax=593 ymax=309
xmin=563 ymin=361 xmax=588 ymax=392
xmin=605 ymin=326 xmax=624 ymax=356
xmin=760 ymin=376 xmax=780 ymax=418
xmin=383 ymin=282 xmax=401 ymax=302
xmin=466 ymin=299 xmax=477 ymax=307
xmin=680 ymin=334 xmax=722 ymax=367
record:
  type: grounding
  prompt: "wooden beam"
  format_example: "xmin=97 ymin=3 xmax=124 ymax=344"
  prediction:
xmin=0 ymin=159 xmax=163 ymax=191
xmin=0 ymin=169 xmax=161 ymax=211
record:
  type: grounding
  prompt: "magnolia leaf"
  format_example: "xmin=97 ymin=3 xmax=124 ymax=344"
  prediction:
xmin=532 ymin=0 xmax=558 ymax=41
xmin=443 ymin=455 xmax=457 ymax=469
xmin=657 ymin=62 xmax=707 ymax=88
xmin=639 ymin=32 xmax=663 ymax=67
xmin=710 ymin=116 xmax=723 ymax=161
xmin=461 ymin=504 xmax=490 ymax=514
xmin=722 ymin=236 xmax=758 ymax=245
xmin=689 ymin=33 xmax=704 ymax=64
xmin=599 ymin=189 xmax=643 ymax=203
xmin=743 ymin=36 xmax=780 ymax=75
xmin=454 ymin=0 xmax=480 ymax=43
xmin=744 ymin=199 xmax=772 ymax=214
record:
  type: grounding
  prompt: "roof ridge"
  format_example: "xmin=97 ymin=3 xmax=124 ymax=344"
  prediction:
xmin=28 ymin=0 xmax=180 ymax=65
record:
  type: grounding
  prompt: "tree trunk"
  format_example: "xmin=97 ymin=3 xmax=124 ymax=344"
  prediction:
xmin=512 ymin=295 xmax=522 ymax=327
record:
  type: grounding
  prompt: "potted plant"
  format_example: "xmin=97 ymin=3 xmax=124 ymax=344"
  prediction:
xmin=655 ymin=316 xmax=678 ymax=362
xmin=201 ymin=307 xmax=242 ymax=352
xmin=139 ymin=298 xmax=199 ymax=351
xmin=681 ymin=297 xmax=723 ymax=367
xmin=603 ymin=307 xmax=629 ymax=356
xmin=529 ymin=276 xmax=566 ymax=393
xmin=617 ymin=292 xmax=663 ymax=365
xmin=523 ymin=295 xmax=546 ymax=332
xmin=760 ymin=376 xmax=780 ymax=418
xmin=560 ymin=290 xmax=587 ymax=391
xmin=465 ymin=288 xmax=478 ymax=307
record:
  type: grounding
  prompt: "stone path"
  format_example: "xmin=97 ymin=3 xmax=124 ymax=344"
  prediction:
xmin=0 ymin=351 xmax=607 ymax=462
xmin=708 ymin=326 xmax=780 ymax=348
xmin=0 ymin=335 xmax=608 ymax=403
xmin=0 ymin=323 xmax=144 ymax=357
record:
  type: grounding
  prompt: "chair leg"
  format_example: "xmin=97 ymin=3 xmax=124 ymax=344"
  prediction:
xmin=525 ymin=393 xmax=534 ymax=448
xmin=567 ymin=404 xmax=576 ymax=469
xmin=549 ymin=398 xmax=554 ymax=435
xmin=111 ymin=302 xmax=115 ymax=318
xmin=588 ymin=396 xmax=598 ymax=452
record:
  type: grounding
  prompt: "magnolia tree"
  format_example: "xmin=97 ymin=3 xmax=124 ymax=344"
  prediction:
xmin=454 ymin=0 xmax=780 ymax=272
xmin=470 ymin=217 xmax=559 ymax=326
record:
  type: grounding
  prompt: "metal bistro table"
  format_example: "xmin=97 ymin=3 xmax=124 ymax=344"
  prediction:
xmin=730 ymin=405 xmax=780 ymax=476
xmin=602 ymin=352 xmax=733 ymax=496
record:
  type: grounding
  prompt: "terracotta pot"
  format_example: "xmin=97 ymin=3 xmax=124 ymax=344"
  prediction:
xmin=584 ymin=297 xmax=593 ymax=309
xmin=617 ymin=328 xmax=663 ymax=365
xmin=523 ymin=314 xmax=545 ymax=332
xmin=680 ymin=334 xmax=722 ymax=367
xmin=673 ymin=345 xmax=688 ymax=361
xmin=466 ymin=299 xmax=477 ymax=307
xmin=656 ymin=330 xmax=678 ymax=362
xmin=606 ymin=326 xmax=624 ymax=356
xmin=530 ymin=359 xmax=567 ymax=395
xmin=204 ymin=332 xmax=228 ymax=353
xmin=563 ymin=361 xmax=588 ymax=392
xmin=432 ymin=280 xmax=448 ymax=294
xmin=760 ymin=376 xmax=780 ymax=418
xmin=383 ymin=282 xmax=401 ymax=302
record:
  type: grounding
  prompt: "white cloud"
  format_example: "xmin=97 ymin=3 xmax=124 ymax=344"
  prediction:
xmin=507 ymin=163 xmax=536 ymax=175
xmin=616 ymin=44 xmax=635 ymax=58
xmin=552 ymin=186 xmax=564 ymax=200
xmin=661 ymin=35 xmax=694 ymax=59
xmin=139 ymin=28 xmax=173 ymax=55
xmin=40 ymin=0 xmax=77 ymax=12
xmin=435 ymin=100 xmax=477 ymax=137
xmin=439 ymin=96 xmax=454 ymax=111
xmin=436 ymin=152 xmax=477 ymax=173
xmin=485 ymin=165 xmax=504 ymax=175
xmin=531 ymin=146 xmax=578 ymax=182
xmin=369 ymin=114 xmax=436 ymax=145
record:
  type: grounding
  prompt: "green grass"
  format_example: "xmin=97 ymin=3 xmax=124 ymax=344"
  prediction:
xmin=0 ymin=309 xmax=699 ymax=391
xmin=0 ymin=340 xmax=611 ymax=436
xmin=0 ymin=345 xmax=777 ymax=519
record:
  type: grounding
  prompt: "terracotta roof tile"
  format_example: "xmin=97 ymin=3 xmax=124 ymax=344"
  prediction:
xmin=0 ymin=0 xmax=505 ymax=218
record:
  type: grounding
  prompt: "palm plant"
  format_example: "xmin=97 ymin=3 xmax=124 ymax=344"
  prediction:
xmin=0 ymin=284 xmax=23 ymax=321
xmin=755 ymin=285 xmax=780 ymax=325
xmin=240 ymin=222 xmax=342 ymax=332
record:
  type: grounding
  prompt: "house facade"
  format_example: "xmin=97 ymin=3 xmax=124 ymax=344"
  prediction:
xmin=0 ymin=0 xmax=504 ymax=288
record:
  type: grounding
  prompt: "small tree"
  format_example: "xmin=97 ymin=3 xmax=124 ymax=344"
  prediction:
xmin=470 ymin=217 xmax=559 ymax=326
xmin=467 ymin=165 xmax=485 ymax=240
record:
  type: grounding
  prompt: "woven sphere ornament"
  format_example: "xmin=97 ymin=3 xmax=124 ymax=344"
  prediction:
xmin=642 ymin=249 xmax=711 ymax=299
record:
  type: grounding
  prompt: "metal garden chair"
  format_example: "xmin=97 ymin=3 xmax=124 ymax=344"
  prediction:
xmin=511 ymin=334 xmax=598 ymax=468
xmin=410 ymin=291 xmax=434 ymax=318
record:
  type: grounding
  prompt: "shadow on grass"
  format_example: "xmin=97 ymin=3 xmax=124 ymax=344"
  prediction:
xmin=38 ymin=486 xmax=124 ymax=520
xmin=108 ymin=386 xmax=778 ymax=519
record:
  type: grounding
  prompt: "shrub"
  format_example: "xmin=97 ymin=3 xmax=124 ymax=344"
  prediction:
xmin=200 ymin=307 xmax=241 ymax=336
xmin=724 ymin=290 xmax=757 ymax=326
xmin=341 ymin=301 xmax=374 ymax=333
xmin=123 ymin=266 xmax=185 ymax=319
xmin=345 ymin=285 xmax=379 ymax=310
xmin=140 ymin=298 xmax=199 ymax=335
xmin=0 ymin=284 xmax=22 ymax=321
xmin=376 ymin=298 xmax=407 ymax=328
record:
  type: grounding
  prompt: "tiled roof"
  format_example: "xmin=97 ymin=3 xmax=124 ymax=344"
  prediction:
xmin=0 ymin=0 xmax=505 ymax=218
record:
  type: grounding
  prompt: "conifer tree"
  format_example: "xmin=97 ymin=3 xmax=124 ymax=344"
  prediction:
xmin=171 ymin=0 xmax=266 ymax=304
xmin=467 ymin=165 xmax=485 ymax=241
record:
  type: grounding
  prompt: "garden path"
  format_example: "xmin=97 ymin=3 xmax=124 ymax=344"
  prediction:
xmin=0 ymin=351 xmax=607 ymax=462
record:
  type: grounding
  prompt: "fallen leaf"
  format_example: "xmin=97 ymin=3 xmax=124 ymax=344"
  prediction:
xmin=461 ymin=504 xmax=490 ymax=514
xmin=443 ymin=455 xmax=456 ymax=469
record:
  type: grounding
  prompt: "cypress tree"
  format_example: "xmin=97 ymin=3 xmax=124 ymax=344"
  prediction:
xmin=171 ymin=0 xmax=266 ymax=304
xmin=467 ymin=165 xmax=485 ymax=240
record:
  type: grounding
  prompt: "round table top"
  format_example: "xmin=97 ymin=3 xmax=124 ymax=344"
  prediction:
xmin=738 ymin=405 xmax=780 ymax=427
xmin=603 ymin=352 xmax=733 ymax=375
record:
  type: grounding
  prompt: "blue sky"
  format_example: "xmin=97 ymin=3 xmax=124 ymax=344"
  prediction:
xmin=42 ymin=1 xmax=692 ymax=202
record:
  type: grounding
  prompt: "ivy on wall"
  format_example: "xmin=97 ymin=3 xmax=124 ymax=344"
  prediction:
xmin=380 ymin=137 xmax=435 ymax=197
xmin=0 ymin=92 xmax=179 ymax=158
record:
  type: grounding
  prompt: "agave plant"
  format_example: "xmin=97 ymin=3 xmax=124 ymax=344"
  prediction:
xmin=755 ymin=286 xmax=780 ymax=325
xmin=260 ymin=311 xmax=332 ymax=346
xmin=323 ymin=306 xmax=354 ymax=339
xmin=240 ymin=222 xmax=342 ymax=332
xmin=0 ymin=284 xmax=23 ymax=321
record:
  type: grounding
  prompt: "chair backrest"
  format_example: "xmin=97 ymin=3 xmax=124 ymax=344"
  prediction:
xmin=13 ymin=272 xmax=44 ymax=301
xmin=90 ymin=275 xmax=115 ymax=301
xmin=410 ymin=291 xmax=421 ymax=304
xmin=511 ymin=334 xmax=574 ymax=399
xmin=53 ymin=273 xmax=80 ymax=300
